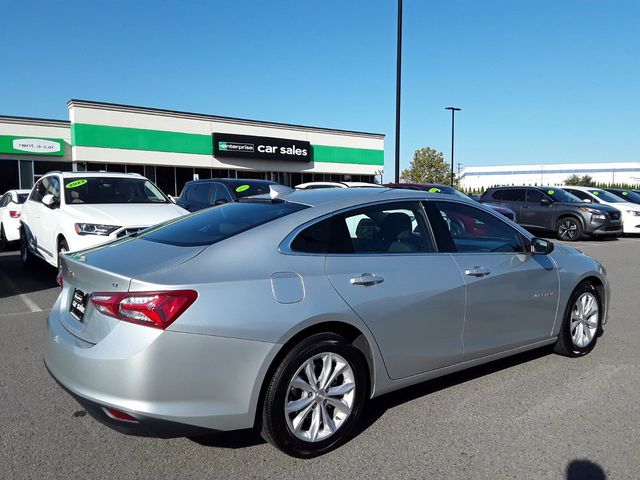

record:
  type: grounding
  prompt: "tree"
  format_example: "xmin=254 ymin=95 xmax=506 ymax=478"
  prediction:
xmin=564 ymin=174 xmax=596 ymax=187
xmin=400 ymin=147 xmax=454 ymax=185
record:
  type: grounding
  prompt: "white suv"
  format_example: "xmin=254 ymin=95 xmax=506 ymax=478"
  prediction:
xmin=562 ymin=185 xmax=640 ymax=234
xmin=20 ymin=171 xmax=188 ymax=268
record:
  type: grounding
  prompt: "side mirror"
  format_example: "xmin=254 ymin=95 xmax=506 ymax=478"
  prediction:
xmin=540 ymin=198 xmax=551 ymax=205
xmin=42 ymin=194 xmax=58 ymax=208
xmin=584 ymin=198 xmax=593 ymax=203
xmin=530 ymin=237 xmax=554 ymax=255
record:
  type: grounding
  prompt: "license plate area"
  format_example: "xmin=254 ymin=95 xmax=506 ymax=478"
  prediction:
xmin=69 ymin=288 xmax=88 ymax=322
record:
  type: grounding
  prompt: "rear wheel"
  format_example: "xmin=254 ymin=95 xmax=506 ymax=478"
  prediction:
xmin=554 ymin=282 xmax=601 ymax=357
xmin=556 ymin=217 xmax=583 ymax=241
xmin=261 ymin=333 xmax=367 ymax=457
xmin=0 ymin=224 xmax=7 ymax=250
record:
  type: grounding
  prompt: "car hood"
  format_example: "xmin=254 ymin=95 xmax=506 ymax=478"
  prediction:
xmin=63 ymin=203 xmax=188 ymax=226
xmin=554 ymin=202 xmax=618 ymax=213
xmin=483 ymin=203 xmax=515 ymax=215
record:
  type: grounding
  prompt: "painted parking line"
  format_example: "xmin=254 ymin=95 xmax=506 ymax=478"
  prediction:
xmin=0 ymin=271 xmax=42 ymax=313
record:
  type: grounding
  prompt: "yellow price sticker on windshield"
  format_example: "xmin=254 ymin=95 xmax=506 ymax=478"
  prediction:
xmin=428 ymin=187 xmax=441 ymax=193
xmin=623 ymin=191 xmax=628 ymax=195
xmin=547 ymin=189 xmax=555 ymax=195
xmin=593 ymin=190 xmax=599 ymax=195
xmin=65 ymin=179 xmax=87 ymax=189
xmin=235 ymin=185 xmax=250 ymax=193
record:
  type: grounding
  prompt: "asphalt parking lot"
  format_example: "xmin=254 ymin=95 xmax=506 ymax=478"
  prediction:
xmin=1 ymin=238 xmax=639 ymax=480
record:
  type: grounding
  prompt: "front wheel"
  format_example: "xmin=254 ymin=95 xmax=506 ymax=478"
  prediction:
xmin=554 ymin=282 xmax=602 ymax=357
xmin=20 ymin=228 xmax=37 ymax=267
xmin=556 ymin=217 xmax=583 ymax=241
xmin=261 ymin=333 xmax=368 ymax=457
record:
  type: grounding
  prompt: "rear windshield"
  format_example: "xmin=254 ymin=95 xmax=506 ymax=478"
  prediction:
xmin=225 ymin=180 xmax=275 ymax=199
xmin=16 ymin=194 xmax=28 ymax=204
xmin=140 ymin=200 xmax=307 ymax=246
xmin=64 ymin=177 xmax=169 ymax=204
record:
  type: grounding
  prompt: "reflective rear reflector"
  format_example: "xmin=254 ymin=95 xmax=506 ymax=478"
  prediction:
xmin=102 ymin=407 xmax=139 ymax=423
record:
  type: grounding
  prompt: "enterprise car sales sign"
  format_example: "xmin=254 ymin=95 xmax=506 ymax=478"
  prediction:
xmin=213 ymin=133 xmax=311 ymax=163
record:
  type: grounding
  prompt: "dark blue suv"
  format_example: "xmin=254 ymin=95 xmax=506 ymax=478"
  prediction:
xmin=177 ymin=179 xmax=278 ymax=212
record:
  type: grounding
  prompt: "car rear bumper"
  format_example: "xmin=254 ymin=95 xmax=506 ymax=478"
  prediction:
xmin=45 ymin=296 xmax=279 ymax=434
xmin=2 ymin=216 xmax=21 ymax=241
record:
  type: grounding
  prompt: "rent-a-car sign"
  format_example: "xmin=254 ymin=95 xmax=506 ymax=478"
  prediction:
xmin=213 ymin=133 xmax=311 ymax=162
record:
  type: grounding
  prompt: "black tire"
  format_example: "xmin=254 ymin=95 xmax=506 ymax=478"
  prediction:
xmin=554 ymin=282 xmax=602 ymax=357
xmin=57 ymin=238 xmax=69 ymax=268
xmin=0 ymin=224 xmax=7 ymax=250
xmin=261 ymin=332 xmax=368 ymax=458
xmin=556 ymin=217 xmax=583 ymax=241
xmin=19 ymin=227 xmax=37 ymax=267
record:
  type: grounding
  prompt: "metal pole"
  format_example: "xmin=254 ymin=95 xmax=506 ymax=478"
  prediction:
xmin=445 ymin=107 xmax=461 ymax=186
xmin=394 ymin=0 xmax=403 ymax=183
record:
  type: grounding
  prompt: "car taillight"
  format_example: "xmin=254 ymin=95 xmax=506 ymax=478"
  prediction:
xmin=90 ymin=290 xmax=198 ymax=329
xmin=9 ymin=210 xmax=20 ymax=218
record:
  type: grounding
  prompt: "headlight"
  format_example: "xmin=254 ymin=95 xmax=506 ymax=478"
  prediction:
xmin=578 ymin=207 xmax=601 ymax=214
xmin=625 ymin=210 xmax=640 ymax=216
xmin=74 ymin=223 xmax=120 ymax=236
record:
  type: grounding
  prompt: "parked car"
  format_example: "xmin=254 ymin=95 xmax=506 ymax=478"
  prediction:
xmin=385 ymin=183 xmax=517 ymax=221
xmin=20 ymin=171 xmax=188 ymax=268
xmin=480 ymin=186 xmax=622 ymax=241
xmin=45 ymin=187 xmax=608 ymax=457
xmin=295 ymin=181 xmax=384 ymax=190
xmin=604 ymin=188 xmax=640 ymax=204
xmin=561 ymin=186 xmax=640 ymax=235
xmin=0 ymin=189 xmax=30 ymax=249
xmin=177 ymin=178 xmax=280 ymax=212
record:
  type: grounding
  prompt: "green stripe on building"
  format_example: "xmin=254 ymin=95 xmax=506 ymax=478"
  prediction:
xmin=311 ymin=144 xmax=383 ymax=166
xmin=71 ymin=123 xmax=384 ymax=165
xmin=72 ymin=123 xmax=213 ymax=155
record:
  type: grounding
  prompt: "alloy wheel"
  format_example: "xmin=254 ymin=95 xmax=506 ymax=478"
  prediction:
xmin=570 ymin=292 xmax=599 ymax=348
xmin=285 ymin=352 xmax=356 ymax=443
xmin=559 ymin=219 xmax=578 ymax=240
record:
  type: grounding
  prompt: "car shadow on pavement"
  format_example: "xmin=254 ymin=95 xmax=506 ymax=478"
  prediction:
xmin=354 ymin=345 xmax=554 ymax=437
xmin=0 ymin=250 xmax=58 ymax=299
xmin=566 ymin=459 xmax=607 ymax=479
xmin=190 ymin=428 xmax=266 ymax=449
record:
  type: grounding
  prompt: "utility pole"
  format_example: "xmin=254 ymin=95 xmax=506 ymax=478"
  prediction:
xmin=445 ymin=107 xmax=461 ymax=186
xmin=394 ymin=0 xmax=403 ymax=183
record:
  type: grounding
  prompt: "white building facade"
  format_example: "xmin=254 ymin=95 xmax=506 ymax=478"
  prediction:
xmin=459 ymin=162 xmax=640 ymax=191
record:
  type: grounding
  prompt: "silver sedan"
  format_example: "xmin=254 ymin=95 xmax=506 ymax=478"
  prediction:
xmin=45 ymin=188 xmax=609 ymax=457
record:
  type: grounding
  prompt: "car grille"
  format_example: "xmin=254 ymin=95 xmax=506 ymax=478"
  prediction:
xmin=116 ymin=227 xmax=145 ymax=238
xmin=610 ymin=212 xmax=621 ymax=221
xmin=602 ymin=226 xmax=621 ymax=231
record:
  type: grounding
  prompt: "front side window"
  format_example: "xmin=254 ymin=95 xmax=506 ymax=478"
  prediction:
xmin=192 ymin=184 xmax=213 ymax=205
xmin=63 ymin=177 xmax=169 ymax=204
xmin=430 ymin=201 xmax=526 ymax=253
xmin=30 ymin=177 xmax=49 ymax=203
xmin=47 ymin=176 xmax=61 ymax=202
xmin=563 ymin=189 xmax=593 ymax=202
xmin=16 ymin=193 xmax=29 ymax=204
xmin=525 ymin=189 xmax=544 ymax=203
xmin=141 ymin=200 xmax=307 ymax=247
xmin=0 ymin=194 xmax=8 ymax=207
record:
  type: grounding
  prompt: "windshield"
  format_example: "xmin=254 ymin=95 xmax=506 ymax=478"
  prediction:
xmin=140 ymin=200 xmax=307 ymax=246
xmin=63 ymin=177 xmax=169 ymax=204
xmin=588 ymin=189 xmax=625 ymax=203
xmin=16 ymin=193 xmax=28 ymax=204
xmin=610 ymin=190 xmax=640 ymax=203
xmin=225 ymin=180 xmax=275 ymax=199
xmin=545 ymin=188 xmax=583 ymax=203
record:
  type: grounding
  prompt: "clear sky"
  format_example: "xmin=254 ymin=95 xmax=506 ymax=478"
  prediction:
xmin=1 ymin=0 xmax=638 ymax=179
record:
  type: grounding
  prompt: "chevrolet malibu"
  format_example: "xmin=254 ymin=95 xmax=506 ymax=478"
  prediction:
xmin=45 ymin=188 xmax=609 ymax=457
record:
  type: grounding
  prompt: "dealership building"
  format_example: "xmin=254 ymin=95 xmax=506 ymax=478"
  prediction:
xmin=0 ymin=100 xmax=384 ymax=196
xmin=459 ymin=162 xmax=640 ymax=190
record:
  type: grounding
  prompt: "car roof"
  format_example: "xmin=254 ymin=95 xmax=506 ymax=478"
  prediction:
xmin=4 ymin=189 xmax=31 ymax=195
xmin=188 ymin=178 xmax=277 ymax=184
xmin=43 ymin=171 xmax=145 ymax=179
xmin=295 ymin=181 xmax=383 ymax=189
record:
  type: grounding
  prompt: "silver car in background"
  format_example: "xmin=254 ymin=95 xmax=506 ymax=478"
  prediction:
xmin=45 ymin=188 xmax=609 ymax=457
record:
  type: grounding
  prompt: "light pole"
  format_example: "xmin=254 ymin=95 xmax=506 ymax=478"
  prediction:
xmin=445 ymin=106 xmax=461 ymax=186
xmin=394 ymin=0 xmax=403 ymax=183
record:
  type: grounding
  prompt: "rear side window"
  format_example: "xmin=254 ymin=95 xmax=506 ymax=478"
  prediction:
xmin=291 ymin=202 xmax=435 ymax=254
xmin=192 ymin=184 xmax=213 ymax=204
xmin=491 ymin=189 xmax=525 ymax=202
xmin=141 ymin=200 xmax=308 ymax=247
xmin=16 ymin=193 xmax=28 ymax=204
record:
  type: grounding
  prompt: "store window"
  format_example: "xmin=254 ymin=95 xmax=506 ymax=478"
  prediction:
xmin=212 ymin=169 xmax=232 ymax=178
xmin=155 ymin=166 xmax=176 ymax=196
xmin=176 ymin=167 xmax=195 ymax=196
xmin=195 ymin=168 xmax=212 ymax=180
xmin=144 ymin=165 xmax=156 ymax=183
xmin=0 ymin=160 xmax=19 ymax=194
xmin=125 ymin=164 xmax=145 ymax=175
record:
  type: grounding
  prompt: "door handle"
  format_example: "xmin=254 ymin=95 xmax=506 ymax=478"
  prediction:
xmin=350 ymin=273 xmax=385 ymax=286
xmin=464 ymin=266 xmax=491 ymax=277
